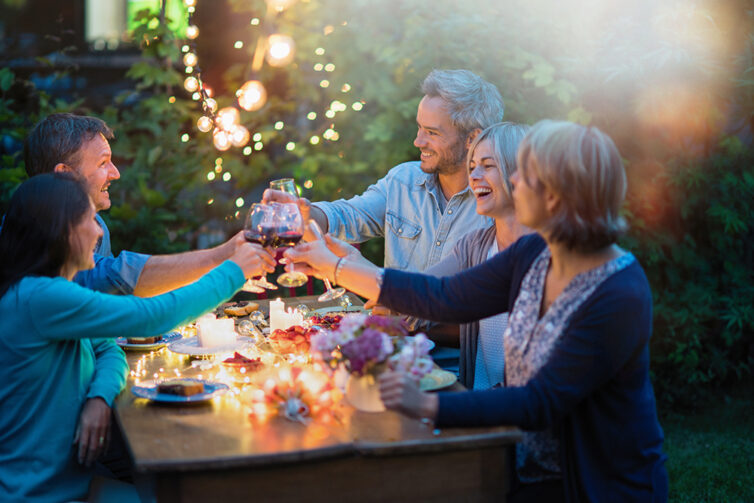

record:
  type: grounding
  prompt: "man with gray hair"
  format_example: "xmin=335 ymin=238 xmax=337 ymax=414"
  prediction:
xmin=266 ymin=69 xmax=504 ymax=273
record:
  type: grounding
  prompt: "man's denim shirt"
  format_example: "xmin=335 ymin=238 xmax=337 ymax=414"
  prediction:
xmin=72 ymin=214 xmax=150 ymax=294
xmin=314 ymin=161 xmax=492 ymax=272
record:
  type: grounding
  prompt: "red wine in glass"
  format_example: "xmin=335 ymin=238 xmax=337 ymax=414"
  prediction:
xmin=245 ymin=226 xmax=277 ymax=247
xmin=276 ymin=230 xmax=304 ymax=248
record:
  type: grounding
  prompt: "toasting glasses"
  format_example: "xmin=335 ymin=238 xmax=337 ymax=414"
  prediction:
xmin=242 ymin=203 xmax=278 ymax=292
xmin=273 ymin=203 xmax=308 ymax=288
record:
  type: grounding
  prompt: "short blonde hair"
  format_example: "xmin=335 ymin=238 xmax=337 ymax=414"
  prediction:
xmin=517 ymin=120 xmax=627 ymax=251
xmin=467 ymin=122 xmax=530 ymax=203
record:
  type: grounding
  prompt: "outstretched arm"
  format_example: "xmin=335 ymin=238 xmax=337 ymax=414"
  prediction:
xmin=133 ymin=231 xmax=250 ymax=297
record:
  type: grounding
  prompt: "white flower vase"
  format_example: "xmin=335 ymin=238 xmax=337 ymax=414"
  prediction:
xmin=345 ymin=373 xmax=385 ymax=412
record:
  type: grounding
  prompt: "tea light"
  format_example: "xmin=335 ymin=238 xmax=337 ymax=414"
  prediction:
xmin=197 ymin=314 xmax=237 ymax=348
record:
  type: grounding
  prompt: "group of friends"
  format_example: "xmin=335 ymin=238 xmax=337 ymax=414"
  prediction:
xmin=0 ymin=69 xmax=667 ymax=502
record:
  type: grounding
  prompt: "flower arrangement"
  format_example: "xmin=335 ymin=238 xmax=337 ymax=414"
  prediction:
xmin=311 ymin=314 xmax=434 ymax=379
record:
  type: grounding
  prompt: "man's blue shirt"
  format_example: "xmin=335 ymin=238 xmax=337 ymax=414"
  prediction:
xmin=313 ymin=161 xmax=491 ymax=272
xmin=72 ymin=214 xmax=150 ymax=294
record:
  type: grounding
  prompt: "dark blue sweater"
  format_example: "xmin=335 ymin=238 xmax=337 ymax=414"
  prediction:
xmin=379 ymin=234 xmax=668 ymax=503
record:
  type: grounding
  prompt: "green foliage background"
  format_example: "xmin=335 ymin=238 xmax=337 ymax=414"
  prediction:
xmin=1 ymin=0 xmax=753 ymax=407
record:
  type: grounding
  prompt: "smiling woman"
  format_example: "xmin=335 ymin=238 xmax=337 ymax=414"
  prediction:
xmin=0 ymin=173 xmax=276 ymax=503
xmin=284 ymin=120 xmax=668 ymax=502
xmin=63 ymin=203 xmax=104 ymax=279
xmin=416 ymin=121 xmax=531 ymax=389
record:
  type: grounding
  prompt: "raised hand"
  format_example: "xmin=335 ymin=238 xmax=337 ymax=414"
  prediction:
xmin=262 ymin=189 xmax=311 ymax=223
xmin=282 ymin=239 xmax=339 ymax=282
xmin=229 ymin=242 xmax=277 ymax=279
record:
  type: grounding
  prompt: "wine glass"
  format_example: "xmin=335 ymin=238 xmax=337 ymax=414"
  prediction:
xmin=269 ymin=178 xmax=298 ymax=197
xmin=242 ymin=203 xmax=278 ymax=291
xmin=273 ymin=203 xmax=308 ymax=288
xmin=307 ymin=220 xmax=346 ymax=302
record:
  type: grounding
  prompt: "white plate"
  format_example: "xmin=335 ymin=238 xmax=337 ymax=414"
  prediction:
xmin=311 ymin=306 xmax=368 ymax=316
xmin=131 ymin=379 xmax=228 ymax=403
xmin=167 ymin=336 xmax=255 ymax=356
xmin=116 ymin=331 xmax=182 ymax=351
xmin=419 ymin=368 xmax=457 ymax=391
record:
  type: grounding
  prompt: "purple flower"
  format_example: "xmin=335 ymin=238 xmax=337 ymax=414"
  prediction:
xmin=341 ymin=328 xmax=393 ymax=375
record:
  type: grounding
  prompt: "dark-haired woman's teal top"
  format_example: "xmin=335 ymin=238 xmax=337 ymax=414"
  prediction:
xmin=0 ymin=260 xmax=244 ymax=503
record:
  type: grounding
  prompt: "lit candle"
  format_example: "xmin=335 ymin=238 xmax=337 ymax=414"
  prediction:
xmin=269 ymin=298 xmax=286 ymax=332
xmin=197 ymin=314 xmax=237 ymax=347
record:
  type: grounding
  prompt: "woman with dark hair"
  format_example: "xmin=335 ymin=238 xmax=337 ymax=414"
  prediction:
xmin=0 ymin=173 xmax=276 ymax=503
xmin=285 ymin=120 xmax=668 ymax=502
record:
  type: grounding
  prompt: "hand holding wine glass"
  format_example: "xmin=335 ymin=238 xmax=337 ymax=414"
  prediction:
xmin=307 ymin=220 xmax=346 ymax=301
xmin=228 ymin=242 xmax=276 ymax=282
xmin=273 ymin=202 xmax=309 ymax=288
xmin=242 ymin=203 xmax=279 ymax=291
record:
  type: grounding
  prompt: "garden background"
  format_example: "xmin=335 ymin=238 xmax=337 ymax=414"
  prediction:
xmin=1 ymin=1 xmax=752 ymax=499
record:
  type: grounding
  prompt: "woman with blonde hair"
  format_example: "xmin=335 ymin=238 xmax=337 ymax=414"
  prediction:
xmin=286 ymin=120 xmax=668 ymax=502
xmin=418 ymin=121 xmax=531 ymax=390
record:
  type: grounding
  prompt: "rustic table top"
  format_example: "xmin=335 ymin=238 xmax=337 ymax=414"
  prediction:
xmin=114 ymin=295 xmax=521 ymax=474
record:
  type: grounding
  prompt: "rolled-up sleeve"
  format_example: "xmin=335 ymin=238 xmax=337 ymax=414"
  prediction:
xmin=313 ymin=177 xmax=388 ymax=243
xmin=74 ymin=251 xmax=151 ymax=295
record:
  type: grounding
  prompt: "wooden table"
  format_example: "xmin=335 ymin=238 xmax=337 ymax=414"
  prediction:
xmin=115 ymin=296 xmax=521 ymax=503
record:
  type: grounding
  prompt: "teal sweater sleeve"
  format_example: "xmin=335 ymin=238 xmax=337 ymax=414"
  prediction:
xmin=86 ymin=339 xmax=129 ymax=406
xmin=27 ymin=260 xmax=245 ymax=341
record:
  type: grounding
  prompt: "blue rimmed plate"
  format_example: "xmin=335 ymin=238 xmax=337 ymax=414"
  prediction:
xmin=116 ymin=331 xmax=182 ymax=351
xmin=131 ymin=379 xmax=229 ymax=403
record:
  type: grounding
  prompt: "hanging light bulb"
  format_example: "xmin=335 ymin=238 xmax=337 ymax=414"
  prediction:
xmin=203 ymin=85 xmax=214 ymax=98
xmin=265 ymin=0 xmax=297 ymax=12
xmin=237 ymin=80 xmax=267 ymax=111
xmin=184 ymin=0 xmax=197 ymax=6
xmin=184 ymin=76 xmax=199 ymax=92
xmin=197 ymin=116 xmax=213 ymax=133
xmin=266 ymin=34 xmax=295 ymax=67
xmin=186 ymin=25 xmax=199 ymax=39
xmin=183 ymin=53 xmax=198 ymax=67
xmin=231 ymin=125 xmax=250 ymax=147
xmin=217 ymin=107 xmax=241 ymax=131
xmin=213 ymin=129 xmax=232 ymax=151
xmin=204 ymin=98 xmax=218 ymax=113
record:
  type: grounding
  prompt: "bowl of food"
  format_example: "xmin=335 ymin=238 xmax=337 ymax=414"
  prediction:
xmin=268 ymin=325 xmax=318 ymax=354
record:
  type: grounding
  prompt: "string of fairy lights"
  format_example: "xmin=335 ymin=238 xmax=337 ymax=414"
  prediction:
xmin=178 ymin=0 xmax=365 ymax=157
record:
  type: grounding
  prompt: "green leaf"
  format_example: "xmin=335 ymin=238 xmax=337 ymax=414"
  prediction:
xmin=0 ymin=68 xmax=14 ymax=92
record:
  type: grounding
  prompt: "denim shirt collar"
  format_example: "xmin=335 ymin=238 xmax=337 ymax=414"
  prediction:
xmin=414 ymin=171 xmax=473 ymax=199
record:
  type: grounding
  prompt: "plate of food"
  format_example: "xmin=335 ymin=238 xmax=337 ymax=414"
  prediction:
xmin=168 ymin=336 xmax=255 ymax=356
xmin=311 ymin=306 xmax=367 ymax=316
xmin=116 ymin=331 xmax=182 ymax=351
xmin=419 ymin=368 xmax=457 ymax=392
xmin=221 ymin=352 xmax=265 ymax=380
xmin=218 ymin=301 xmax=260 ymax=318
xmin=131 ymin=378 xmax=228 ymax=403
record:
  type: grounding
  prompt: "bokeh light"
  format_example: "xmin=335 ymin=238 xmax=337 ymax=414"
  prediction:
xmin=266 ymin=34 xmax=295 ymax=67
xmin=238 ymin=80 xmax=267 ymax=111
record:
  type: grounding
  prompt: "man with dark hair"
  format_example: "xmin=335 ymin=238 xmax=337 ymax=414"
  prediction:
xmin=24 ymin=113 xmax=246 ymax=296
xmin=20 ymin=113 xmax=252 ymax=483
